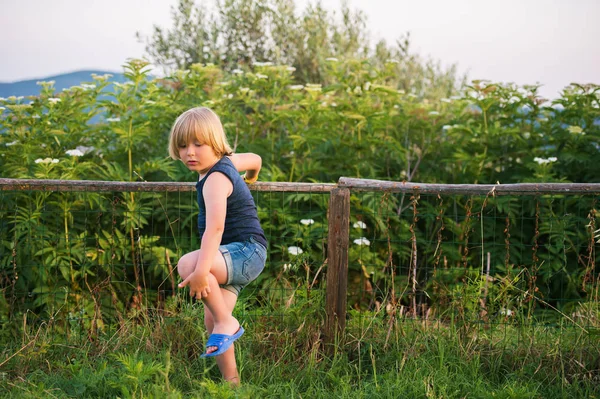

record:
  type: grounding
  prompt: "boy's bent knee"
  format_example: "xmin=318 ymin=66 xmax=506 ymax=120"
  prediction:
xmin=177 ymin=252 xmax=197 ymax=279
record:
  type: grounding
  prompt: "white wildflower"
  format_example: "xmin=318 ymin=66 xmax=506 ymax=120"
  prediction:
xmin=256 ymin=73 xmax=268 ymax=80
xmin=533 ymin=157 xmax=557 ymax=165
xmin=353 ymin=237 xmax=371 ymax=246
xmin=300 ymin=219 xmax=315 ymax=226
xmin=567 ymin=126 xmax=585 ymax=135
xmin=364 ymin=82 xmax=371 ymax=91
xmin=66 ymin=149 xmax=84 ymax=157
xmin=289 ymin=85 xmax=304 ymax=91
xmin=286 ymin=66 xmax=296 ymax=72
xmin=325 ymin=57 xmax=338 ymax=62
xmin=35 ymin=158 xmax=59 ymax=164
xmin=331 ymin=102 xmax=337 ymax=107
xmin=393 ymin=104 xmax=399 ymax=109
xmin=48 ymin=98 xmax=61 ymax=104
xmin=441 ymin=98 xmax=452 ymax=103
xmin=232 ymin=69 xmax=244 ymax=75
xmin=76 ymin=145 xmax=94 ymax=154
xmin=499 ymin=308 xmax=513 ymax=316
xmin=353 ymin=221 xmax=367 ymax=229
xmin=239 ymin=87 xmax=250 ymax=94
xmin=442 ymin=125 xmax=452 ymax=131
xmin=428 ymin=111 xmax=440 ymax=116
xmin=0 ymin=107 xmax=6 ymax=111
xmin=5 ymin=141 xmax=18 ymax=146
xmin=106 ymin=117 xmax=121 ymax=122
xmin=32 ymin=115 xmax=40 ymax=119
xmin=81 ymin=84 xmax=96 ymax=90
xmin=287 ymin=246 xmax=304 ymax=256
xmin=283 ymin=263 xmax=291 ymax=272
xmin=254 ymin=61 xmax=274 ymax=67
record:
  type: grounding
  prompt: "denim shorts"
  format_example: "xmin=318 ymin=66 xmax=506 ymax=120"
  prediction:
xmin=218 ymin=236 xmax=267 ymax=295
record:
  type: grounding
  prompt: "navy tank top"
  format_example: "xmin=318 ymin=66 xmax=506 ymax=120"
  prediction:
xmin=196 ymin=157 xmax=267 ymax=248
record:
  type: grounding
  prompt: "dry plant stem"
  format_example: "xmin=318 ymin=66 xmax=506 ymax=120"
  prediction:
xmin=0 ymin=317 xmax=45 ymax=369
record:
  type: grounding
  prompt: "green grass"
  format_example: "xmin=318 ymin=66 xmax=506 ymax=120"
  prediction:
xmin=1 ymin=298 xmax=599 ymax=399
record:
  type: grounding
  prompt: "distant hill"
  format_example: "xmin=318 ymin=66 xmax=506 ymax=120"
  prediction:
xmin=0 ymin=70 xmax=128 ymax=98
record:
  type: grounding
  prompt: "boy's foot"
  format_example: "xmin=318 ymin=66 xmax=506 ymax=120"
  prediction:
xmin=205 ymin=317 xmax=241 ymax=355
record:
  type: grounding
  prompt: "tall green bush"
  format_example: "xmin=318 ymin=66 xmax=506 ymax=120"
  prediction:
xmin=0 ymin=59 xmax=598 ymax=337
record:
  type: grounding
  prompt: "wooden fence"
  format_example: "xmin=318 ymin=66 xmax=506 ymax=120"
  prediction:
xmin=2 ymin=177 xmax=600 ymax=348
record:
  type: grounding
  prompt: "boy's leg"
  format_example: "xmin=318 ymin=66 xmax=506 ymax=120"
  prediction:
xmin=177 ymin=251 xmax=241 ymax=357
xmin=204 ymin=288 xmax=240 ymax=384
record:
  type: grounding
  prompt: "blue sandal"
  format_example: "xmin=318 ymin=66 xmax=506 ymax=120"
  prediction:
xmin=200 ymin=326 xmax=245 ymax=358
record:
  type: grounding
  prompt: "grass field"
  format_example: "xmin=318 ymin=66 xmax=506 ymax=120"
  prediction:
xmin=1 ymin=295 xmax=599 ymax=399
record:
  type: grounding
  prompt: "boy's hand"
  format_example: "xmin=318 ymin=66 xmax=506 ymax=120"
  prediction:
xmin=178 ymin=271 xmax=211 ymax=300
xmin=243 ymin=172 xmax=258 ymax=184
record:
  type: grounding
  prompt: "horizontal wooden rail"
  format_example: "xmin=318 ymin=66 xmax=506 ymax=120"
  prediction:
xmin=3 ymin=178 xmax=600 ymax=196
xmin=338 ymin=177 xmax=600 ymax=195
xmin=0 ymin=178 xmax=336 ymax=193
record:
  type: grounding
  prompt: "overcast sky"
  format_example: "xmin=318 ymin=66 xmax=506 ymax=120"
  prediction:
xmin=2 ymin=0 xmax=599 ymax=99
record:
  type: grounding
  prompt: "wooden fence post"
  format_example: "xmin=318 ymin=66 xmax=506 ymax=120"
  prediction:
xmin=324 ymin=187 xmax=350 ymax=350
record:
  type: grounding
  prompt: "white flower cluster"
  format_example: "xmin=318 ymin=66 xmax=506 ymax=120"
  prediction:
xmin=66 ymin=149 xmax=84 ymax=157
xmin=567 ymin=126 xmax=585 ymax=135
xmin=305 ymin=84 xmax=322 ymax=93
xmin=287 ymin=246 xmax=303 ymax=256
xmin=254 ymin=61 xmax=274 ymax=67
xmin=353 ymin=221 xmax=366 ymax=229
xmin=35 ymin=158 xmax=59 ymax=164
xmin=353 ymin=237 xmax=370 ymax=246
xmin=533 ymin=157 xmax=557 ymax=165
xmin=300 ymin=219 xmax=315 ymax=225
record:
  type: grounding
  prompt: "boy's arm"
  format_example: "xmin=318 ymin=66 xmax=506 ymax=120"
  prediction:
xmin=229 ymin=153 xmax=262 ymax=183
xmin=178 ymin=172 xmax=232 ymax=298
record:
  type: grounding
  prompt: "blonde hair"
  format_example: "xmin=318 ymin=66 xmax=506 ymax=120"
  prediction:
xmin=168 ymin=107 xmax=233 ymax=160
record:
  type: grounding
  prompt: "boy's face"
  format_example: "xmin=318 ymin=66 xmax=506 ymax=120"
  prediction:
xmin=178 ymin=138 xmax=219 ymax=175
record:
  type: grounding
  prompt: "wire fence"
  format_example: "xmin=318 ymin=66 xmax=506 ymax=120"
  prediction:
xmin=1 ymin=178 xmax=599 ymax=350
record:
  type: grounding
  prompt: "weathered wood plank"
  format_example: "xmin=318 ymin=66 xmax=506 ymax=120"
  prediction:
xmin=338 ymin=177 xmax=600 ymax=195
xmin=324 ymin=187 xmax=350 ymax=350
xmin=0 ymin=178 xmax=336 ymax=193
